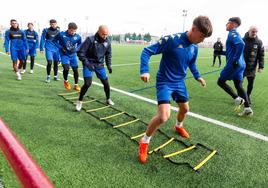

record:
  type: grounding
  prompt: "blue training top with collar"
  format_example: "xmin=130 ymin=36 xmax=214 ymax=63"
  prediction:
xmin=40 ymin=27 xmax=60 ymax=51
xmin=225 ymin=28 xmax=245 ymax=68
xmin=140 ymin=32 xmax=200 ymax=83
xmin=55 ymin=30 xmax=82 ymax=56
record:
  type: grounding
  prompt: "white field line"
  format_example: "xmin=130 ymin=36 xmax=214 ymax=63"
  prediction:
xmin=1 ymin=51 xmax=268 ymax=142
xmin=77 ymin=61 xmax=158 ymax=69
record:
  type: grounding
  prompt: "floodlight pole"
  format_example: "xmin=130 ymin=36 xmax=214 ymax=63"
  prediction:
xmin=182 ymin=9 xmax=188 ymax=33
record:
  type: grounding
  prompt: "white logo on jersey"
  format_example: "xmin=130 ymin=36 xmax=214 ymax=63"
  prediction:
xmin=178 ymin=45 xmax=183 ymax=48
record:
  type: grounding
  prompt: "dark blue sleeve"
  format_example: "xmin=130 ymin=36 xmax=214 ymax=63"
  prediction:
xmin=105 ymin=42 xmax=112 ymax=67
xmin=4 ymin=30 xmax=10 ymax=52
xmin=54 ymin=33 xmax=62 ymax=50
xmin=22 ymin=31 xmax=29 ymax=50
xmin=40 ymin=29 xmax=46 ymax=51
xmin=189 ymin=47 xmax=201 ymax=79
xmin=35 ymin=31 xmax=39 ymax=49
xmin=77 ymin=37 xmax=91 ymax=66
xmin=140 ymin=36 xmax=173 ymax=74
xmin=76 ymin=36 xmax=82 ymax=51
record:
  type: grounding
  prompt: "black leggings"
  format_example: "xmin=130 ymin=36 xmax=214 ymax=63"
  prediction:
xmin=213 ymin=55 xmax=222 ymax=66
xmin=217 ymin=79 xmax=250 ymax=107
xmin=62 ymin=64 xmax=79 ymax=84
xmin=23 ymin=56 xmax=35 ymax=70
xmin=46 ymin=60 xmax=58 ymax=76
xmin=246 ymin=76 xmax=255 ymax=97
xmin=79 ymin=77 xmax=110 ymax=101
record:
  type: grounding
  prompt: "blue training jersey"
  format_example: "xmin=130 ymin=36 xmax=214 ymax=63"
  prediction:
xmin=25 ymin=29 xmax=39 ymax=49
xmin=4 ymin=28 xmax=28 ymax=52
xmin=55 ymin=31 xmax=82 ymax=56
xmin=140 ymin=32 xmax=200 ymax=83
xmin=40 ymin=27 xmax=60 ymax=52
xmin=225 ymin=29 xmax=245 ymax=67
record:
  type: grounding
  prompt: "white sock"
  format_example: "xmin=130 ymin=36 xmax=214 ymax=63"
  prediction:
xmin=175 ymin=120 xmax=183 ymax=128
xmin=16 ymin=71 xmax=20 ymax=76
xmin=141 ymin=134 xmax=151 ymax=143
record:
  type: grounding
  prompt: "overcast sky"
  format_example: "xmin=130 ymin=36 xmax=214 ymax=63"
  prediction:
xmin=1 ymin=0 xmax=268 ymax=44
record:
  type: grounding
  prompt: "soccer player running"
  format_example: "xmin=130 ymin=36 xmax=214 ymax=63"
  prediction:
xmin=243 ymin=26 xmax=264 ymax=104
xmin=217 ymin=17 xmax=253 ymax=116
xmin=76 ymin=25 xmax=114 ymax=111
xmin=55 ymin=22 xmax=82 ymax=91
xmin=4 ymin=19 xmax=29 ymax=80
xmin=138 ymin=16 xmax=213 ymax=164
xmin=22 ymin=22 xmax=39 ymax=74
xmin=40 ymin=19 xmax=60 ymax=82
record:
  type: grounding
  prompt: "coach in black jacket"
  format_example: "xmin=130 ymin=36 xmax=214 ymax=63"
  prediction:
xmin=243 ymin=26 xmax=265 ymax=103
xmin=75 ymin=25 xmax=114 ymax=111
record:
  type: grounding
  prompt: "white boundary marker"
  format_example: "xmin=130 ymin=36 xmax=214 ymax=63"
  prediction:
xmin=1 ymin=51 xmax=267 ymax=142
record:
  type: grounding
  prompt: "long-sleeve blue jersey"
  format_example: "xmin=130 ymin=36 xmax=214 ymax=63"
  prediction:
xmin=55 ymin=31 xmax=82 ymax=57
xmin=225 ymin=29 xmax=245 ymax=68
xmin=140 ymin=32 xmax=200 ymax=83
xmin=25 ymin=29 xmax=39 ymax=49
xmin=77 ymin=33 xmax=112 ymax=67
xmin=4 ymin=28 xmax=28 ymax=52
xmin=40 ymin=27 xmax=60 ymax=52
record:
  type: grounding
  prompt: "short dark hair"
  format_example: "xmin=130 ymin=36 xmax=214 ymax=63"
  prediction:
xmin=28 ymin=22 xmax=33 ymax=26
xmin=10 ymin=19 xmax=17 ymax=23
xmin=49 ymin=19 xmax=57 ymax=24
xmin=193 ymin=16 xmax=213 ymax=37
xmin=228 ymin=17 xmax=241 ymax=27
xmin=68 ymin=22 xmax=78 ymax=30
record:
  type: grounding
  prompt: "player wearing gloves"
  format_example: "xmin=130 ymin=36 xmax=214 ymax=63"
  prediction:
xmin=76 ymin=25 xmax=113 ymax=111
xmin=55 ymin=22 xmax=82 ymax=91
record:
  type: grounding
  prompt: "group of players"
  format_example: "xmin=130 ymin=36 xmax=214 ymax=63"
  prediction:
xmin=3 ymin=16 xmax=265 ymax=164
xmin=4 ymin=19 xmax=114 ymax=106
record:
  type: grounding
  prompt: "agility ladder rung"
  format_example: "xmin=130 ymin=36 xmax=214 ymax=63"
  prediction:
xmin=73 ymin=99 xmax=97 ymax=104
xmin=86 ymin=105 xmax=110 ymax=112
xmin=65 ymin=96 xmax=79 ymax=100
xmin=58 ymin=91 xmax=80 ymax=96
xmin=99 ymin=112 xmax=125 ymax=120
xmin=149 ymin=138 xmax=175 ymax=154
xmin=130 ymin=132 xmax=146 ymax=140
xmin=193 ymin=150 xmax=217 ymax=171
xmin=113 ymin=119 xmax=140 ymax=129
xmin=164 ymin=145 xmax=196 ymax=158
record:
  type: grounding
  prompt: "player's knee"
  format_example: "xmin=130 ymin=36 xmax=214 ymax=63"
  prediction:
xmin=158 ymin=113 xmax=170 ymax=124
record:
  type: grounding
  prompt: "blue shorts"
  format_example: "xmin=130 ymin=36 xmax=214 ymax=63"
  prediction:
xmin=219 ymin=65 xmax=245 ymax=81
xmin=45 ymin=49 xmax=60 ymax=61
xmin=61 ymin=55 xmax=78 ymax=68
xmin=10 ymin=48 xmax=26 ymax=61
xmin=156 ymin=81 xmax=188 ymax=104
xmin=83 ymin=66 xmax=107 ymax=80
xmin=27 ymin=43 xmax=37 ymax=56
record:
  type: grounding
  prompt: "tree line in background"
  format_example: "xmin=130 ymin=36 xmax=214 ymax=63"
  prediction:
xmin=109 ymin=32 xmax=152 ymax=42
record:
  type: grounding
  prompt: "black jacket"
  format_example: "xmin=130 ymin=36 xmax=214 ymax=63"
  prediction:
xmin=77 ymin=33 xmax=111 ymax=68
xmin=243 ymin=32 xmax=264 ymax=77
xmin=213 ymin=41 xmax=223 ymax=55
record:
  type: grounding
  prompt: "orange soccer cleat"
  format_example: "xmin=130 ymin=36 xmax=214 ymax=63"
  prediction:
xmin=138 ymin=139 xmax=149 ymax=164
xmin=174 ymin=126 xmax=190 ymax=138
xmin=73 ymin=85 xmax=81 ymax=91
xmin=64 ymin=81 xmax=71 ymax=90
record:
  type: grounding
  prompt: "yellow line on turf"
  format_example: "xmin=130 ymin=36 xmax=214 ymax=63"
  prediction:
xmin=73 ymin=99 xmax=97 ymax=104
xmin=58 ymin=91 xmax=79 ymax=96
xmin=164 ymin=145 xmax=196 ymax=158
xmin=149 ymin=138 xmax=175 ymax=154
xmin=113 ymin=119 xmax=140 ymax=129
xmin=193 ymin=150 xmax=217 ymax=171
xmin=65 ymin=96 xmax=79 ymax=100
xmin=99 ymin=112 xmax=125 ymax=120
xmin=130 ymin=132 xmax=146 ymax=140
xmin=86 ymin=105 xmax=110 ymax=112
